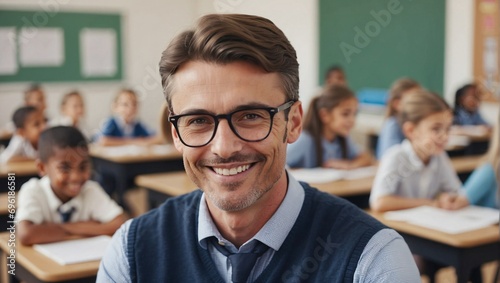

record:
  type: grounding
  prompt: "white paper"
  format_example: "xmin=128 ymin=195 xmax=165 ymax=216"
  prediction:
xmin=0 ymin=27 xmax=18 ymax=75
xmin=289 ymin=166 xmax=377 ymax=184
xmin=384 ymin=206 xmax=500 ymax=234
xmin=446 ymin=135 xmax=470 ymax=149
xmin=450 ymin=125 xmax=489 ymax=137
xmin=80 ymin=28 xmax=117 ymax=77
xmin=33 ymin=235 xmax=111 ymax=265
xmin=19 ymin=28 xmax=64 ymax=67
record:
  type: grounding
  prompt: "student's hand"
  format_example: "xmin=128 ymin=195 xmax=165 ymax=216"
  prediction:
xmin=436 ymin=193 xmax=469 ymax=210
xmin=323 ymin=159 xmax=352 ymax=170
xmin=61 ymin=221 xmax=100 ymax=235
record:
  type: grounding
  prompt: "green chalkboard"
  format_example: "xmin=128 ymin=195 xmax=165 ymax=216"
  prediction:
xmin=319 ymin=0 xmax=445 ymax=94
xmin=0 ymin=9 xmax=122 ymax=83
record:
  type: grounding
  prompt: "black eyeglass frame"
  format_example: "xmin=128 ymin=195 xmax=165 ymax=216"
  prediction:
xmin=169 ymin=100 xmax=296 ymax=147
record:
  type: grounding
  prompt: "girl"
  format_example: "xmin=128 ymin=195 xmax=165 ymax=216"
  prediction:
xmin=463 ymin=111 xmax=499 ymax=208
xmin=98 ymin=89 xmax=156 ymax=146
xmin=376 ymin=78 xmax=420 ymax=159
xmin=453 ymin=83 xmax=490 ymax=126
xmin=50 ymin=91 xmax=89 ymax=138
xmin=286 ymin=85 xmax=372 ymax=169
xmin=370 ymin=89 xmax=469 ymax=212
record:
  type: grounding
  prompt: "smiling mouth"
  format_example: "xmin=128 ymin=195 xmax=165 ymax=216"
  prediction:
xmin=213 ymin=164 xmax=251 ymax=176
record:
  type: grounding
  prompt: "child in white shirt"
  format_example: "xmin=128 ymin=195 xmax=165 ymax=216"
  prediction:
xmin=0 ymin=106 xmax=46 ymax=163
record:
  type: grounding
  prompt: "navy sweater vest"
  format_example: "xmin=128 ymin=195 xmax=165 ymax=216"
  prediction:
xmin=127 ymin=183 xmax=385 ymax=282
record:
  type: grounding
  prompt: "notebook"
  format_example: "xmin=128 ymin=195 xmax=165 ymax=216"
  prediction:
xmin=384 ymin=205 xmax=500 ymax=234
xmin=33 ymin=235 xmax=111 ymax=265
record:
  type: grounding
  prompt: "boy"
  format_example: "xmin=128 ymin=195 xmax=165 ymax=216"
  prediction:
xmin=0 ymin=106 xmax=46 ymax=163
xmin=17 ymin=126 xmax=126 ymax=245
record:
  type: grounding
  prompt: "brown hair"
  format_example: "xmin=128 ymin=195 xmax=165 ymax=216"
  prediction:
xmin=386 ymin=78 xmax=420 ymax=117
xmin=159 ymin=14 xmax=299 ymax=112
xmin=398 ymin=89 xmax=451 ymax=126
xmin=61 ymin=91 xmax=82 ymax=107
xmin=303 ymin=85 xmax=356 ymax=166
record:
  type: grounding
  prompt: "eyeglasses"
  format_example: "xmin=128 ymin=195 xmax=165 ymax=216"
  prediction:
xmin=169 ymin=101 xmax=295 ymax=147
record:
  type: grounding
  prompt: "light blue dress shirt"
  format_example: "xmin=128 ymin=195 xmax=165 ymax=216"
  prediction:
xmin=376 ymin=116 xmax=405 ymax=160
xmin=453 ymin=107 xmax=489 ymax=126
xmin=97 ymin=173 xmax=420 ymax=282
xmin=286 ymin=131 xmax=361 ymax=168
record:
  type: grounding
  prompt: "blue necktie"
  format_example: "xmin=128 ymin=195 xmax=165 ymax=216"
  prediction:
xmin=211 ymin=237 xmax=269 ymax=283
xmin=58 ymin=206 xmax=76 ymax=223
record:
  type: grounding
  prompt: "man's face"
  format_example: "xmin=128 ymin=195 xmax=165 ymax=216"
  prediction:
xmin=169 ymin=61 xmax=302 ymax=212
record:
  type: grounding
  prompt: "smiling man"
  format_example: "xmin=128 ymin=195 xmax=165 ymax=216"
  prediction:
xmin=97 ymin=14 xmax=420 ymax=283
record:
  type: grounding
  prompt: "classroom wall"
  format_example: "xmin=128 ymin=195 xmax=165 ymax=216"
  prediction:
xmin=194 ymin=0 xmax=319 ymax=109
xmin=0 ymin=0 xmax=196 ymax=135
xmin=1 ymin=0 xmax=496 ymax=133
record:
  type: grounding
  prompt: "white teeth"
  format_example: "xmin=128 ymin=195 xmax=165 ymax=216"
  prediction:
xmin=214 ymin=165 xmax=250 ymax=176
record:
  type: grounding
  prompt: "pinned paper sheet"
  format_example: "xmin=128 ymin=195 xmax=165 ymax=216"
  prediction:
xmin=19 ymin=27 xmax=64 ymax=67
xmin=33 ymin=235 xmax=111 ymax=265
xmin=80 ymin=28 xmax=117 ymax=77
xmin=384 ymin=205 xmax=500 ymax=234
xmin=0 ymin=27 xmax=18 ymax=75
xmin=289 ymin=166 xmax=377 ymax=183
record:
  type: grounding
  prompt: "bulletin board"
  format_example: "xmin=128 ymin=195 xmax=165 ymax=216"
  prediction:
xmin=319 ymin=0 xmax=445 ymax=94
xmin=0 ymin=9 xmax=123 ymax=83
xmin=474 ymin=0 xmax=500 ymax=101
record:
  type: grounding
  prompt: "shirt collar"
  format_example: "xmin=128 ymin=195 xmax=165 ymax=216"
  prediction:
xmin=40 ymin=176 xmax=83 ymax=213
xmin=401 ymin=139 xmax=438 ymax=170
xmin=198 ymin=171 xmax=305 ymax=252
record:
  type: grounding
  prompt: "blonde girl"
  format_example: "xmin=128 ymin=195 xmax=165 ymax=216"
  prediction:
xmin=376 ymin=78 xmax=420 ymax=159
xmin=286 ymin=85 xmax=372 ymax=169
xmin=370 ymin=89 xmax=468 ymax=212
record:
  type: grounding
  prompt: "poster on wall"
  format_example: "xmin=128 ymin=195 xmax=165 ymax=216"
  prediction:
xmin=474 ymin=0 xmax=500 ymax=101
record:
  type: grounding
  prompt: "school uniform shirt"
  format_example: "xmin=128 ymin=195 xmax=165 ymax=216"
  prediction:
xmin=49 ymin=115 xmax=91 ymax=140
xmin=370 ymin=139 xmax=463 ymax=206
xmin=286 ymin=131 xmax=361 ymax=168
xmin=453 ymin=107 xmax=489 ymax=126
xmin=376 ymin=116 xmax=405 ymax=160
xmin=0 ymin=134 xmax=37 ymax=164
xmin=98 ymin=116 xmax=154 ymax=140
xmin=15 ymin=176 xmax=123 ymax=224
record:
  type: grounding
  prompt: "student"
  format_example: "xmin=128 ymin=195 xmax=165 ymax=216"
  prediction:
xmin=324 ymin=64 xmax=347 ymax=87
xmin=0 ymin=106 xmax=46 ymax=164
xmin=98 ymin=89 xmax=156 ymax=146
xmin=24 ymin=84 xmax=47 ymax=113
xmin=376 ymin=78 xmax=420 ymax=159
xmin=98 ymin=14 xmax=419 ymax=282
xmin=370 ymin=90 xmax=469 ymax=212
xmin=16 ymin=126 xmax=126 ymax=245
xmin=463 ymin=112 xmax=499 ymax=208
xmin=453 ymin=83 xmax=490 ymax=126
xmin=50 ymin=91 xmax=89 ymax=139
xmin=287 ymin=85 xmax=373 ymax=169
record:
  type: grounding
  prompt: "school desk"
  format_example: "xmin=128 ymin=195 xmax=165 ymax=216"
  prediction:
xmin=135 ymin=171 xmax=375 ymax=209
xmin=89 ymin=145 xmax=184 ymax=209
xmin=135 ymin=156 xmax=483 ymax=209
xmin=368 ymin=211 xmax=499 ymax=283
xmin=0 ymin=193 xmax=11 ymax=232
xmin=0 ymin=160 xmax=38 ymax=193
xmin=0 ymin=233 xmax=98 ymax=283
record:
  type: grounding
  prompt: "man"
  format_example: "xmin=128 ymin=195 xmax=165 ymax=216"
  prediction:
xmin=97 ymin=14 xmax=419 ymax=282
